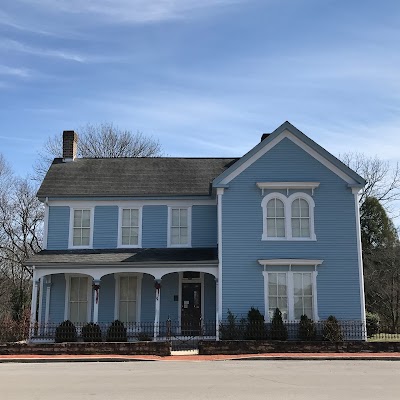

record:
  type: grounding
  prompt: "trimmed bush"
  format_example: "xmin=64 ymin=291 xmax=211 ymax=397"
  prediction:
xmin=219 ymin=310 xmax=245 ymax=340
xmin=270 ymin=308 xmax=288 ymax=340
xmin=298 ymin=315 xmax=317 ymax=341
xmin=366 ymin=312 xmax=380 ymax=337
xmin=323 ymin=315 xmax=343 ymax=341
xmin=82 ymin=323 xmax=102 ymax=342
xmin=55 ymin=320 xmax=77 ymax=343
xmin=245 ymin=307 xmax=267 ymax=340
xmin=106 ymin=320 xmax=127 ymax=342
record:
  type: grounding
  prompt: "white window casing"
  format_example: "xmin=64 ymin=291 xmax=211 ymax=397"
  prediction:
xmin=261 ymin=192 xmax=316 ymax=241
xmin=118 ymin=207 xmax=142 ymax=248
xmin=167 ymin=206 xmax=192 ymax=247
xmin=68 ymin=207 xmax=94 ymax=249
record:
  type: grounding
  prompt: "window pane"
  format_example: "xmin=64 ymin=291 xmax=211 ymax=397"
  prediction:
xmin=303 ymin=274 xmax=312 ymax=295
xmin=269 ymin=297 xmax=277 ymax=309
xmin=78 ymin=278 xmax=87 ymax=301
xmin=269 ymin=273 xmax=277 ymax=285
xmin=82 ymin=210 xmax=90 ymax=227
xmin=300 ymin=220 xmax=310 ymax=237
xmin=119 ymin=302 xmax=128 ymax=323
xmin=294 ymin=307 xmax=303 ymax=320
xmin=268 ymin=283 xmax=277 ymax=296
xmin=267 ymin=218 xmax=276 ymax=236
xmin=267 ymin=199 xmax=276 ymax=217
xmin=120 ymin=277 xmax=129 ymax=300
xmin=180 ymin=209 xmax=188 ymax=226
xmin=130 ymin=209 xmax=139 ymax=226
xmin=171 ymin=227 xmax=180 ymax=244
xmin=304 ymin=297 xmax=313 ymax=308
xmin=128 ymin=301 xmax=137 ymax=322
xmin=292 ymin=199 xmax=300 ymax=217
xmin=292 ymin=218 xmax=301 ymax=237
xmin=303 ymin=308 xmax=313 ymax=319
xmin=122 ymin=209 xmax=131 ymax=226
xmin=293 ymin=274 xmax=302 ymax=295
xmin=70 ymin=278 xmax=79 ymax=301
xmin=69 ymin=302 xmax=79 ymax=323
xmin=81 ymin=235 xmax=90 ymax=246
xmin=180 ymin=227 xmax=188 ymax=244
xmin=294 ymin=296 xmax=302 ymax=309
xmin=300 ymin=200 xmax=309 ymax=217
xmin=278 ymin=297 xmax=287 ymax=311
xmin=127 ymin=277 xmax=137 ymax=301
xmin=171 ymin=209 xmax=180 ymax=226
xmin=276 ymin=218 xmax=285 ymax=237
xmin=276 ymin=199 xmax=284 ymax=217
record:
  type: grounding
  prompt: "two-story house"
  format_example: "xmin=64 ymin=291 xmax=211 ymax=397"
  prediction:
xmin=27 ymin=121 xmax=366 ymax=341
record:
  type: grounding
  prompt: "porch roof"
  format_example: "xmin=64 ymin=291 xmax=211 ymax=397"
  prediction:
xmin=26 ymin=247 xmax=218 ymax=266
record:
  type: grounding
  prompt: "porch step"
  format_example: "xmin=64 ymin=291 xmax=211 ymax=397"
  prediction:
xmin=171 ymin=350 xmax=199 ymax=356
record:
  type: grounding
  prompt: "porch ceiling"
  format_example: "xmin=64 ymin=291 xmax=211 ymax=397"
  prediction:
xmin=26 ymin=247 xmax=218 ymax=266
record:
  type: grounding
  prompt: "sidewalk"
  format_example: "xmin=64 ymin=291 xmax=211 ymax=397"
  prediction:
xmin=1 ymin=352 xmax=400 ymax=363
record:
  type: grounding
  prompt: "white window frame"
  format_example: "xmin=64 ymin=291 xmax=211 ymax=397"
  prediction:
xmin=263 ymin=269 xmax=318 ymax=322
xmin=117 ymin=207 xmax=142 ymax=248
xmin=261 ymin=192 xmax=316 ymax=241
xmin=167 ymin=206 xmax=192 ymax=248
xmin=114 ymin=273 xmax=143 ymax=324
xmin=68 ymin=207 xmax=94 ymax=249
xmin=64 ymin=274 xmax=92 ymax=323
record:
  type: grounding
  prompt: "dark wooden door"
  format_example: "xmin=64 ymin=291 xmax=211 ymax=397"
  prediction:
xmin=181 ymin=283 xmax=201 ymax=333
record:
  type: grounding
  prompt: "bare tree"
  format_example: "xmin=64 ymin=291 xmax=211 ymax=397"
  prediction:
xmin=340 ymin=152 xmax=400 ymax=213
xmin=33 ymin=122 xmax=163 ymax=181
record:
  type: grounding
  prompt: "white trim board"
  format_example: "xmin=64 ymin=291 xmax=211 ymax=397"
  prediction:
xmin=219 ymin=130 xmax=358 ymax=186
xmin=48 ymin=199 xmax=216 ymax=207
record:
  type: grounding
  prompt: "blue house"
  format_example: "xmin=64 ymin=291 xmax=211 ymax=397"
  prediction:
xmin=27 ymin=121 xmax=366 ymax=341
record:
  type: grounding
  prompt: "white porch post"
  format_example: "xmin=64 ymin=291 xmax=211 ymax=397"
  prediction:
xmin=44 ymin=276 xmax=52 ymax=333
xmin=217 ymin=188 xmax=224 ymax=325
xmin=154 ymin=279 xmax=162 ymax=340
xmin=29 ymin=269 xmax=39 ymax=339
xmin=92 ymin=279 xmax=100 ymax=324
xmin=215 ymin=277 xmax=220 ymax=340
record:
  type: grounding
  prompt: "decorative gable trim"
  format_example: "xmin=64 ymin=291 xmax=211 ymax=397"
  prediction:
xmin=213 ymin=122 xmax=366 ymax=187
xmin=256 ymin=181 xmax=320 ymax=196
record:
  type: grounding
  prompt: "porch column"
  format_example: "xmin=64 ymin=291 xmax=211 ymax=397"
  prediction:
xmin=30 ymin=271 xmax=39 ymax=338
xmin=92 ymin=279 xmax=100 ymax=323
xmin=44 ymin=276 xmax=52 ymax=333
xmin=215 ymin=277 xmax=220 ymax=340
xmin=153 ymin=279 xmax=162 ymax=340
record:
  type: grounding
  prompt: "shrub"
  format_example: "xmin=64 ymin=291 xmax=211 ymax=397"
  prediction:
xmin=55 ymin=320 xmax=77 ymax=343
xmin=82 ymin=323 xmax=102 ymax=342
xmin=219 ymin=310 xmax=245 ymax=340
xmin=136 ymin=332 xmax=153 ymax=341
xmin=270 ymin=308 xmax=288 ymax=340
xmin=366 ymin=312 xmax=380 ymax=337
xmin=323 ymin=315 xmax=343 ymax=341
xmin=106 ymin=320 xmax=127 ymax=342
xmin=298 ymin=315 xmax=316 ymax=341
xmin=245 ymin=307 xmax=267 ymax=340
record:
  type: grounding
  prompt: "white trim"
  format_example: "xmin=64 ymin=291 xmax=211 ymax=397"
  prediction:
xmin=68 ymin=207 xmax=94 ymax=249
xmin=262 ymin=270 xmax=319 ymax=322
xmin=353 ymin=189 xmax=367 ymax=339
xmin=44 ymin=276 xmax=51 ymax=325
xmin=220 ymin=130 xmax=357 ymax=185
xmin=38 ymin=277 xmax=44 ymax=325
xmin=257 ymin=182 xmax=320 ymax=196
xmin=258 ymin=259 xmax=324 ymax=267
xmin=43 ymin=198 xmax=49 ymax=250
xmin=217 ymin=188 xmax=224 ymax=322
xmin=117 ymin=206 xmax=142 ymax=248
xmin=114 ymin=273 xmax=143 ymax=323
xmin=261 ymin=192 xmax=316 ymax=241
xmin=48 ymin=199 xmax=216 ymax=207
xmin=167 ymin=206 xmax=192 ymax=248
xmin=30 ymin=269 xmax=38 ymax=327
xmin=64 ymin=274 xmax=92 ymax=323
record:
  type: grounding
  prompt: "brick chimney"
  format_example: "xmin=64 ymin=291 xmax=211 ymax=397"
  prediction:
xmin=63 ymin=130 xmax=78 ymax=162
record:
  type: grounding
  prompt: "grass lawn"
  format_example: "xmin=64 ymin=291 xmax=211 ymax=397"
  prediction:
xmin=368 ymin=333 xmax=400 ymax=342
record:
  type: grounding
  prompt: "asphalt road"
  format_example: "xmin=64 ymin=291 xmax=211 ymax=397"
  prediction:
xmin=0 ymin=360 xmax=398 ymax=400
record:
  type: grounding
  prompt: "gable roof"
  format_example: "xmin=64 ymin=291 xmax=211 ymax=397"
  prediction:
xmin=37 ymin=157 xmax=238 ymax=198
xmin=213 ymin=121 xmax=366 ymax=187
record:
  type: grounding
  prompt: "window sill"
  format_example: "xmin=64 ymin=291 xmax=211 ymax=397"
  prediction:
xmin=261 ymin=235 xmax=317 ymax=241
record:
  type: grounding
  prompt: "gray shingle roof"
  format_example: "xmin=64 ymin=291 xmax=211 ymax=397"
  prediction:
xmin=26 ymin=248 xmax=218 ymax=265
xmin=37 ymin=157 xmax=238 ymax=198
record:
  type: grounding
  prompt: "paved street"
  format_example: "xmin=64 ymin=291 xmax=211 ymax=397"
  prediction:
xmin=0 ymin=360 xmax=398 ymax=400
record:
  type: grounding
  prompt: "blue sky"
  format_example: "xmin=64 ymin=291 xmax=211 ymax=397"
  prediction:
xmin=1 ymin=0 xmax=399 ymax=177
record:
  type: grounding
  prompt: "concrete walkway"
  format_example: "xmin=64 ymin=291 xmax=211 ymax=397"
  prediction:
xmin=1 ymin=352 xmax=400 ymax=362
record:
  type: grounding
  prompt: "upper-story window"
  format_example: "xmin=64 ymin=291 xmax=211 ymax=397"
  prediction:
xmin=119 ymin=208 xmax=141 ymax=248
xmin=262 ymin=193 xmax=316 ymax=241
xmin=168 ymin=207 xmax=191 ymax=247
xmin=70 ymin=208 xmax=93 ymax=248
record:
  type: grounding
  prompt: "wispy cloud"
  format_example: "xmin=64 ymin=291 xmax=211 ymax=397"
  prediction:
xmin=18 ymin=0 xmax=245 ymax=23
xmin=0 ymin=10 xmax=54 ymax=35
xmin=0 ymin=65 xmax=31 ymax=78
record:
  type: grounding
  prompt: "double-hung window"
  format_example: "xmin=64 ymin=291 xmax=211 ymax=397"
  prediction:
xmin=120 ymin=208 xmax=141 ymax=247
xmin=264 ymin=270 xmax=317 ymax=321
xmin=71 ymin=209 xmax=92 ymax=247
xmin=169 ymin=207 xmax=191 ymax=247
xmin=68 ymin=276 xmax=89 ymax=323
xmin=118 ymin=275 xmax=138 ymax=323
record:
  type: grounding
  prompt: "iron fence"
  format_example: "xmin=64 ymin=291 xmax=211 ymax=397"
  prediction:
xmin=3 ymin=319 xmax=400 ymax=344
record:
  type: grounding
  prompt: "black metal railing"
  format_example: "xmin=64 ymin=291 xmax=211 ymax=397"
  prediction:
xmin=3 ymin=319 xmax=400 ymax=344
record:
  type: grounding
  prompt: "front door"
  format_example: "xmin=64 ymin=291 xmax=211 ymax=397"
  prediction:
xmin=181 ymin=282 xmax=201 ymax=333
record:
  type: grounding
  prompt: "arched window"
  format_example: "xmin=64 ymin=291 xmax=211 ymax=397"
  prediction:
xmin=291 ymin=198 xmax=310 ymax=238
xmin=266 ymin=198 xmax=285 ymax=238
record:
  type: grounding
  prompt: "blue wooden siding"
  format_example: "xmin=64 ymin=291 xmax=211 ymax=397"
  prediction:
xmin=221 ymin=137 xmax=362 ymax=320
xmin=93 ymin=206 xmax=118 ymax=248
xmin=98 ymin=274 xmax=115 ymax=322
xmin=192 ymin=205 xmax=217 ymax=247
xmin=141 ymin=274 xmax=156 ymax=322
xmin=160 ymin=273 xmax=179 ymax=322
xmin=47 ymin=206 xmax=69 ymax=249
xmin=142 ymin=206 xmax=168 ymax=247
xmin=203 ymin=273 xmax=216 ymax=321
xmin=48 ymin=274 xmax=66 ymax=324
